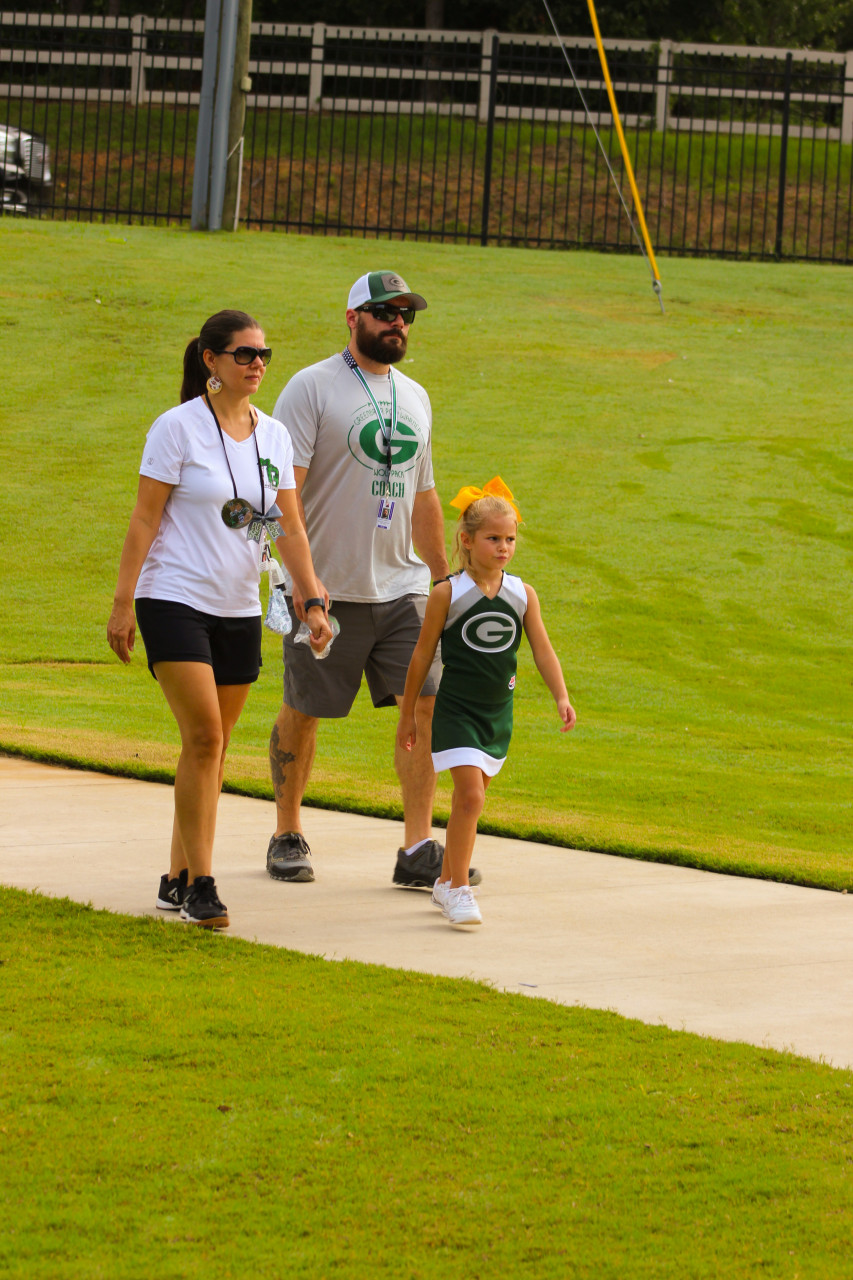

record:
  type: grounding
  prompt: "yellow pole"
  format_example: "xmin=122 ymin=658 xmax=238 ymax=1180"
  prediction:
xmin=586 ymin=0 xmax=663 ymax=306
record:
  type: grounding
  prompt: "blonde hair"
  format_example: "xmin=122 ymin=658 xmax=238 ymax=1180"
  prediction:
xmin=453 ymin=495 xmax=519 ymax=571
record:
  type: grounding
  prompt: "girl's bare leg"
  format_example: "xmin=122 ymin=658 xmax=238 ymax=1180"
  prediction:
xmin=443 ymin=765 xmax=490 ymax=888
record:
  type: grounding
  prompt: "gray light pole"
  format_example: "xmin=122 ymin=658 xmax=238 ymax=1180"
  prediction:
xmin=222 ymin=0 xmax=253 ymax=230
xmin=190 ymin=0 xmax=240 ymax=231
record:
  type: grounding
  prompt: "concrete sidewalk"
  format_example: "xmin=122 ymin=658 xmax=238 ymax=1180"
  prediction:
xmin=2 ymin=754 xmax=852 ymax=1070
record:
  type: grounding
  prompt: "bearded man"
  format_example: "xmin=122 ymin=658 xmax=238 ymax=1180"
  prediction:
xmin=264 ymin=270 xmax=481 ymax=892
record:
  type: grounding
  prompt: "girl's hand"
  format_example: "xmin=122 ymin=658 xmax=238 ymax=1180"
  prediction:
xmin=107 ymin=601 xmax=136 ymax=665
xmin=558 ymin=698 xmax=577 ymax=733
xmin=396 ymin=713 xmax=417 ymax=753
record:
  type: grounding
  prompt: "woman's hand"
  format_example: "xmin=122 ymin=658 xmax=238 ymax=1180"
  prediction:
xmin=107 ymin=600 xmax=136 ymax=665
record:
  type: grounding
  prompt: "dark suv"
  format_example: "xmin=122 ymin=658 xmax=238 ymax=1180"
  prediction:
xmin=1 ymin=124 xmax=52 ymax=215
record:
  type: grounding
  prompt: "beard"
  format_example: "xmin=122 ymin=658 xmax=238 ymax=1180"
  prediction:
xmin=355 ymin=315 xmax=408 ymax=365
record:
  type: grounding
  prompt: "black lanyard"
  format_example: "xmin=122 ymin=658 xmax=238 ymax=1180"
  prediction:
xmin=205 ymin=393 xmax=267 ymax=517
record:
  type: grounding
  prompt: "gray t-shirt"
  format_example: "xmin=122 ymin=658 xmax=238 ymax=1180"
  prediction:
xmin=273 ymin=353 xmax=435 ymax=603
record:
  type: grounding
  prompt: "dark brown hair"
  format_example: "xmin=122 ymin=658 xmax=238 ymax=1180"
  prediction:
xmin=180 ymin=309 xmax=260 ymax=402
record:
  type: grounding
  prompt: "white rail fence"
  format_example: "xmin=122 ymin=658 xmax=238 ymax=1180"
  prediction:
xmin=2 ymin=12 xmax=852 ymax=144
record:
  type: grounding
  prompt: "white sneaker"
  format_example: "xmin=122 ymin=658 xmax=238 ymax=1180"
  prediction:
xmin=444 ymin=885 xmax=482 ymax=928
xmin=431 ymin=879 xmax=451 ymax=913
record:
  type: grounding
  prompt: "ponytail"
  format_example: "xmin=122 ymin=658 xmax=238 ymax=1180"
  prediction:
xmin=180 ymin=336 xmax=207 ymax=403
xmin=179 ymin=309 xmax=260 ymax=403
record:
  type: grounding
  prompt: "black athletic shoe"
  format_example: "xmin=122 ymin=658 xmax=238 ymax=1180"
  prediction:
xmin=392 ymin=838 xmax=482 ymax=889
xmin=156 ymin=867 xmax=188 ymax=911
xmin=179 ymin=876 xmax=229 ymax=929
xmin=266 ymin=831 xmax=314 ymax=882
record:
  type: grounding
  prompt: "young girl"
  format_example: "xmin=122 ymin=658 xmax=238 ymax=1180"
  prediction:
xmin=396 ymin=477 xmax=576 ymax=928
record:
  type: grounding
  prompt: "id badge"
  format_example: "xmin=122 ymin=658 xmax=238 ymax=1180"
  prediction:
xmin=376 ymin=496 xmax=395 ymax=530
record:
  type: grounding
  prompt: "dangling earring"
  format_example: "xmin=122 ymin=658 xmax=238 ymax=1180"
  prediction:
xmin=207 ymin=372 xmax=223 ymax=396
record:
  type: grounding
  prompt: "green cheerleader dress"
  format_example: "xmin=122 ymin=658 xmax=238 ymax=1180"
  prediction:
xmin=431 ymin=570 xmax=528 ymax=776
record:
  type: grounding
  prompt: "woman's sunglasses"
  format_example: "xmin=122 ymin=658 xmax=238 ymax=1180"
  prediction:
xmin=214 ymin=346 xmax=273 ymax=366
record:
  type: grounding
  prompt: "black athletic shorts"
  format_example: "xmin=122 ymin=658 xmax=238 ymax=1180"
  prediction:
xmin=135 ymin=597 xmax=262 ymax=685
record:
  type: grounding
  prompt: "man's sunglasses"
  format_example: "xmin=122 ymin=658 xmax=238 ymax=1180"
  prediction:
xmin=357 ymin=303 xmax=416 ymax=325
xmin=214 ymin=346 xmax=273 ymax=365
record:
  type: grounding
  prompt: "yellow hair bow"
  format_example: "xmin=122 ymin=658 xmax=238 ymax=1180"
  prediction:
xmin=449 ymin=475 xmax=521 ymax=521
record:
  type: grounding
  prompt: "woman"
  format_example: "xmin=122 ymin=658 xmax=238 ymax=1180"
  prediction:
xmin=107 ymin=310 xmax=331 ymax=929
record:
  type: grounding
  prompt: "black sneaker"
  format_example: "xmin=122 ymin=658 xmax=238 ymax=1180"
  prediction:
xmin=266 ymin=831 xmax=314 ymax=882
xmin=179 ymin=876 xmax=229 ymax=929
xmin=392 ymin=838 xmax=482 ymax=889
xmin=156 ymin=867 xmax=188 ymax=912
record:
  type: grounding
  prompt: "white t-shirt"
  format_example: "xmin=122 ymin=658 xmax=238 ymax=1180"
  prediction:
xmin=273 ymin=353 xmax=435 ymax=603
xmin=135 ymin=396 xmax=295 ymax=617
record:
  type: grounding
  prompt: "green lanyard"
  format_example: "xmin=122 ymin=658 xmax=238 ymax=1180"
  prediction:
xmin=342 ymin=348 xmax=396 ymax=495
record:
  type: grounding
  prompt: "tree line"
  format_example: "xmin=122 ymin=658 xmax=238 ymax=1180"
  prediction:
xmin=24 ymin=0 xmax=853 ymax=51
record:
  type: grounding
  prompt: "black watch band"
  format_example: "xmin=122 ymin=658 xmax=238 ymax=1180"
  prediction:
xmin=432 ymin=575 xmax=452 ymax=586
xmin=304 ymin=597 xmax=325 ymax=611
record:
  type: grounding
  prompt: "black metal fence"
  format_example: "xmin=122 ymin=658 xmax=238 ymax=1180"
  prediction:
xmin=2 ymin=11 xmax=852 ymax=262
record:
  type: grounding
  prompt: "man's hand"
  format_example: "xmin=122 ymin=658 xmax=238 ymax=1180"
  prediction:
xmin=292 ymin=577 xmax=330 ymax=622
xmin=306 ymin=604 xmax=334 ymax=654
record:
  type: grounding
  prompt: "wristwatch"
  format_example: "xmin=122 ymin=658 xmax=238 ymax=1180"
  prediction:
xmin=304 ymin=597 xmax=325 ymax=611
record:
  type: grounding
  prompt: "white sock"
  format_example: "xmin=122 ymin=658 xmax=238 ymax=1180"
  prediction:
xmin=404 ymin=838 xmax=432 ymax=856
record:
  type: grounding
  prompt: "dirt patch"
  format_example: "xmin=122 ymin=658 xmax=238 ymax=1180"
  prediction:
xmin=49 ymin=142 xmax=853 ymax=261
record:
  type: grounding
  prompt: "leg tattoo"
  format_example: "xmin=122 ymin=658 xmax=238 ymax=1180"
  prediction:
xmin=269 ymin=723 xmax=296 ymax=800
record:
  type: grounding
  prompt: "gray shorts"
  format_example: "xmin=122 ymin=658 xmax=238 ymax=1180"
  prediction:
xmin=282 ymin=594 xmax=441 ymax=718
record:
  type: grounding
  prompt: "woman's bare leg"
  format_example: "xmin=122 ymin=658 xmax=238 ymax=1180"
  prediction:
xmin=155 ymin=662 xmax=250 ymax=882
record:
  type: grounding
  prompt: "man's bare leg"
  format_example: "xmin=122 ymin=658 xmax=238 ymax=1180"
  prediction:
xmin=394 ymin=694 xmax=437 ymax=847
xmin=269 ymin=702 xmax=318 ymax=836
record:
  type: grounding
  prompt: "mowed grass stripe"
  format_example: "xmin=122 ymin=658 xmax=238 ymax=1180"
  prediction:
xmin=0 ymin=222 xmax=851 ymax=888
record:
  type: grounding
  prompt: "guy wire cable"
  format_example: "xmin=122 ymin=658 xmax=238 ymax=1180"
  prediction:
xmin=541 ymin=0 xmax=664 ymax=313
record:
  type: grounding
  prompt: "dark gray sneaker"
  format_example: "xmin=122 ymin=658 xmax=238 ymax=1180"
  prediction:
xmin=392 ymin=838 xmax=481 ymax=889
xmin=267 ymin=831 xmax=315 ymax=882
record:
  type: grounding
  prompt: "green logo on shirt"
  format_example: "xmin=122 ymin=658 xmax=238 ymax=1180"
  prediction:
xmin=361 ymin=419 xmax=419 ymax=466
xmin=259 ymin=458 xmax=279 ymax=488
xmin=348 ymin=416 xmax=424 ymax=472
xmin=462 ymin=613 xmax=519 ymax=653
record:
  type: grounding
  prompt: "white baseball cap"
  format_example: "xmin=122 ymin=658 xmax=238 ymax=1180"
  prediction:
xmin=347 ymin=270 xmax=427 ymax=311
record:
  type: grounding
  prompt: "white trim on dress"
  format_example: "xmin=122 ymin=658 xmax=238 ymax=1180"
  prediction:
xmin=431 ymin=746 xmax=506 ymax=776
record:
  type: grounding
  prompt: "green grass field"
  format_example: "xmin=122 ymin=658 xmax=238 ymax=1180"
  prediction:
xmin=2 ymin=221 xmax=853 ymax=1277
xmin=2 ymin=219 xmax=851 ymax=887
xmin=3 ymin=887 xmax=853 ymax=1280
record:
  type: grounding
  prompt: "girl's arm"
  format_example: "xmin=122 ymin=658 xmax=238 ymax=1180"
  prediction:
xmin=274 ymin=487 xmax=332 ymax=650
xmin=522 ymin=584 xmax=576 ymax=733
xmin=107 ymin=476 xmax=174 ymax=664
xmin=396 ymin=582 xmax=452 ymax=752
